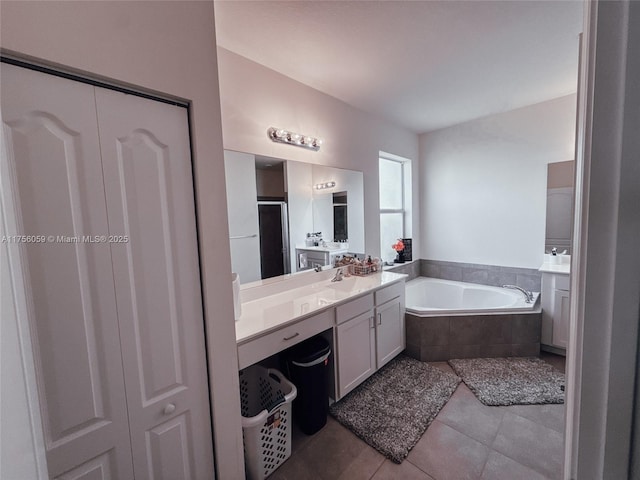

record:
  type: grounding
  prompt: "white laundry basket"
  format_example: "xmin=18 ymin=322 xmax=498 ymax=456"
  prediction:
xmin=239 ymin=366 xmax=297 ymax=479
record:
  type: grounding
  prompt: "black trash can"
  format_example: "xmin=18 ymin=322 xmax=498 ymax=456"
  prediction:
xmin=284 ymin=336 xmax=331 ymax=435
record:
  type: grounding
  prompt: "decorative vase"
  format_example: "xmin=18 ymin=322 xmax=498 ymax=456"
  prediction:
xmin=394 ymin=250 xmax=405 ymax=264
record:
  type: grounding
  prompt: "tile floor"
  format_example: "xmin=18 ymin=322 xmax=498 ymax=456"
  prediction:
xmin=270 ymin=353 xmax=565 ymax=480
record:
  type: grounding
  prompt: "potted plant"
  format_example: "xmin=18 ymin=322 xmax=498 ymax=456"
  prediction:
xmin=392 ymin=239 xmax=405 ymax=264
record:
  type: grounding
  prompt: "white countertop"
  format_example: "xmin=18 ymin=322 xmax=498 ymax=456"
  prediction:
xmin=295 ymin=245 xmax=349 ymax=254
xmin=235 ymin=271 xmax=407 ymax=344
xmin=539 ymin=262 xmax=570 ymax=275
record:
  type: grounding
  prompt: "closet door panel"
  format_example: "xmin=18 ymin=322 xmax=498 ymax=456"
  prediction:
xmin=146 ymin=413 xmax=194 ymax=480
xmin=53 ymin=452 xmax=114 ymax=480
xmin=111 ymin=130 xmax=184 ymax=401
xmin=95 ymin=88 xmax=214 ymax=480
xmin=0 ymin=64 xmax=133 ymax=478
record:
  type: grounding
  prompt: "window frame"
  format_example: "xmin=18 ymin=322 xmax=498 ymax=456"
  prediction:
xmin=379 ymin=153 xmax=411 ymax=262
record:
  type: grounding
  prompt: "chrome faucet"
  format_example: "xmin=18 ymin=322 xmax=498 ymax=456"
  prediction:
xmin=502 ymin=285 xmax=534 ymax=303
xmin=331 ymin=268 xmax=344 ymax=282
xmin=314 ymin=265 xmax=323 ymax=272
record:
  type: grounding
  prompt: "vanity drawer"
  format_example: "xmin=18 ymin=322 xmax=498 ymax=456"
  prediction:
xmin=375 ymin=281 xmax=405 ymax=306
xmin=336 ymin=293 xmax=374 ymax=325
xmin=237 ymin=309 xmax=334 ymax=369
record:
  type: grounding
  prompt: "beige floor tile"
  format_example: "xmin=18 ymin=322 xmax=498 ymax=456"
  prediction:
xmin=501 ymin=403 xmax=565 ymax=434
xmin=436 ymin=384 xmax=504 ymax=445
xmin=430 ymin=361 xmax=456 ymax=375
xmin=336 ymin=445 xmax=386 ymax=480
xmin=269 ymin=455 xmax=323 ymax=480
xmin=372 ymin=459 xmax=436 ymax=479
xmin=480 ymin=451 xmax=552 ymax=480
xmin=291 ymin=420 xmax=319 ymax=455
xmin=407 ymin=420 xmax=490 ymax=480
xmin=294 ymin=417 xmax=373 ymax=479
xmin=492 ymin=412 xmax=564 ymax=480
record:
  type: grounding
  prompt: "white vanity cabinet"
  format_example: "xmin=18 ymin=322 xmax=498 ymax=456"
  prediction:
xmin=335 ymin=282 xmax=406 ymax=398
xmin=375 ymin=282 xmax=406 ymax=368
xmin=541 ymin=271 xmax=570 ymax=352
xmin=237 ymin=309 xmax=334 ymax=369
xmin=336 ymin=294 xmax=376 ymax=397
xmin=236 ymin=272 xmax=407 ymax=403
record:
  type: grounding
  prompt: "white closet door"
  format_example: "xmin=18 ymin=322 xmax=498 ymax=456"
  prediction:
xmin=94 ymin=89 xmax=214 ymax=480
xmin=1 ymin=64 xmax=134 ymax=478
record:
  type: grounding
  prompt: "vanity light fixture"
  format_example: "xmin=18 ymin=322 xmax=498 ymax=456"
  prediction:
xmin=268 ymin=127 xmax=322 ymax=151
xmin=314 ymin=181 xmax=336 ymax=190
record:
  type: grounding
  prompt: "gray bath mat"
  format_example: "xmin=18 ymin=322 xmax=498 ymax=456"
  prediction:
xmin=448 ymin=357 xmax=564 ymax=406
xmin=329 ymin=355 xmax=460 ymax=463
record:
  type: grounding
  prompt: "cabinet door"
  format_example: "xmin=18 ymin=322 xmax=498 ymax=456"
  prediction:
xmin=1 ymin=64 xmax=134 ymax=478
xmin=336 ymin=310 xmax=376 ymax=398
xmin=552 ymin=289 xmax=571 ymax=348
xmin=95 ymin=89 xmax=214 ymax=480
xmin=376 ymin=298 xmax=405 ymax=368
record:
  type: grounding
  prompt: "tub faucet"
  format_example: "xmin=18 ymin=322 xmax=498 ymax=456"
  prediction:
xmin=314 ymin=265 xmax=323 ymax=272
xmin=331 ymin=268 xmax=344 ymax=282
xmin=502 ymin=285 xmax=534 ymax=303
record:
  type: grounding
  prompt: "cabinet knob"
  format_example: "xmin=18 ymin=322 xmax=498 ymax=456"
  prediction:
xmin=163 ymin=403 xmax=176 ymax=415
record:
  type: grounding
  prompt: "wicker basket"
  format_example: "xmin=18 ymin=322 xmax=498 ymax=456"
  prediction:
xmin=348 ymin=263 xmax=378 ymax=276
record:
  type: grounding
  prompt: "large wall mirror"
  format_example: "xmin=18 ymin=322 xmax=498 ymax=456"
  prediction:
xmin=544 ymin=160 xmax=575 ymax=254
xmin=224 ymin=150 xmax=365 ymax=284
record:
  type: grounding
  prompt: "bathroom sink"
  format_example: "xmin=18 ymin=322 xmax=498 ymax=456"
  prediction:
xmin=325 ymin=276 xmax=370 ymax=294
xmin=315 ymin=289 xmax=350 ymax=303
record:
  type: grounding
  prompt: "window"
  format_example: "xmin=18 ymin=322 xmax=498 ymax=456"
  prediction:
xmin=379 ymin=153 xmax=412 ymax=263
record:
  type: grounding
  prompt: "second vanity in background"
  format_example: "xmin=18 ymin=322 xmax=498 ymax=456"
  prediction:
xmin=540 ymin=255 xmax=570 ymax=354
xmin=295 ymin=245 xmax=348 ymax=271
xmin=235 ymin=268 xmax=406 ymax=401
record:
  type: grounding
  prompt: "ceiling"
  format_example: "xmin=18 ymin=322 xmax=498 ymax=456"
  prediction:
xmin=214 ymin=1 xmax=583 ymax=134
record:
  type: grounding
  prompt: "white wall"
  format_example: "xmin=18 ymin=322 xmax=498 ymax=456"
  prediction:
xmin=256 ymin=168 xmax=285 ymax=198
xmin=419 ymin=94 xmax=577 ymax=269
xmin=0 ymin=2 xmax=245 ymax=478
xmin=217 ymin=48 xmax=420 ymax=260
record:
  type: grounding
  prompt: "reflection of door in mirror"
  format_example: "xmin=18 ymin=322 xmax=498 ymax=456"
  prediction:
xmin=545 ymin=160 xmax=575 ymax=254
xmin=333 ymin=192 xmax=348 ymax=242
xmin=258 ymin=202 xmax=290 ymax=279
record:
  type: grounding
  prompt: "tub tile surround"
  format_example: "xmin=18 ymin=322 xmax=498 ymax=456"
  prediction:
xmin=406 ymin=312 xmax=542 ymax=362
xmin=420 ymin=259 xmax=542 ymax=292
xmin=394 ymin=260 xmax=543 ymax=362
xmin=385 ymin=260 xmax=421 ymax=281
